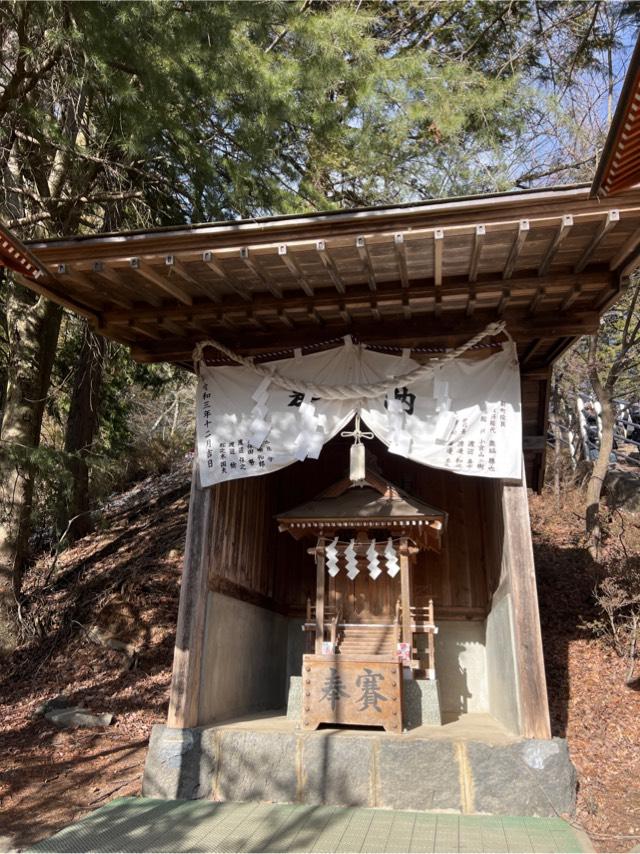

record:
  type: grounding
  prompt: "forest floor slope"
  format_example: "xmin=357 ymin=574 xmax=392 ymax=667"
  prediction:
xmin=0 ymin=470 xmax=639 ymax=852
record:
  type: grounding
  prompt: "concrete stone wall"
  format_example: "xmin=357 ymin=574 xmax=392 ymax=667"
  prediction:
xmin=431 ymin=621 xmax=488 ymax=716
xmin=485 ymin=590 xmax=521 ymax=734
xmin=198 ymin=592 xmax=289 ymax=725
xmin=286 ymin=619 xmax=305 ymax=686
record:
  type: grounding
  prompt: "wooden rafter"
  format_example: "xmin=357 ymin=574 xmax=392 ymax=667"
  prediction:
xmin=469 ymin=224 xmax=486 ymax=283
xmin=100 ymin=269 xmax=606 ymax=328
xmin=538 ymin=214 xmax=573 ymax=277
xmin=393 ymin=232 xmax=409 ymax=288
xmin=356 ymin=235 xmax=377 ymax=292
xmin=277 ymin=244 xmax=313 ymax=296
xmin=503 ymin=220 xmax=529 ymax=280
xmin=166 ymin=255 xmax=221 ymax=304
xmin=129 ymin=258 xmax=193 ymax=305
xmin=574 ymin=210 xmax=620 ymax=273
xmin=202 ymin=251 xmax=250 ymax=302
xmin=316 ymin=240 xmax=345 ymax=294
xmin=92 ymin=261 xmax=162 ymax=308
xmin=128 ymin=307 xmax=601 ymax=364
xmin=239 ymin=247 xmax=282 ymax=299
xmin=433 ymin=228 xmax=443 ymax=287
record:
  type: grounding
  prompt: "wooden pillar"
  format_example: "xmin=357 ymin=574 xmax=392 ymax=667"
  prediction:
xmin=501 ymin=465 xmax=552 ymax=739
xmin=399 ymin=537 xmax=412 ymax=658
xmin=314 ymin=541 xmax=326 ymax=654
xmin=167 ymin=463 xmax=214 ymax=729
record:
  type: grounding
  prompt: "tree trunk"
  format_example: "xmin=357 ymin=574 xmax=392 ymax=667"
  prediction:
xmin=586 ymin=335 xmax=616 ymax=562
xmin=0 ymin=280 xmax=62 ymax=653
xmin=549 ymin=375 xmax=563 ymax=508
xmin=59 ymin=324 xmax=106 ymax=543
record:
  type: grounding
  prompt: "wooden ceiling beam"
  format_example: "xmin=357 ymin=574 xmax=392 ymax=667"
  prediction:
xmin=466 ymin=282 xmax=477 ymax=316
xmin=503 ymin=219 xmax=530 ymax=280
xmin=520 ymin=338 xmax=545 ymax=365
xmin=277 ymin=244 xmax=313 ymax=297
xmin=609 ymin=224 xmax=640 ymax=270
xmin=127 ymin=308 xmax=601 ymax=363
xmin=574 ymin=210 xmax=620 ymax=273
xmin=560 ymin=283 xmax=582 ymax=311
xmin=316 ymin=240 xmax=345 ymax=294
xmin=54 ymin=265 xmax=107 ymax=311
xmin=91 ymin=261 xmax=162 ymax=308
xmin=539 ymin=214 xmax=573 ymax=277
xmin=101 ymin=269 xmax=610 ymax=327
xmin=356 ymin=236 xmax=377 ymax=292
xmin=165 ymin=255 xmax=221 ymax=304
xmin=433 ymin=229 xmax=443 ymax=286
xmin=529 ymin=286 xmax=547 ymax=314
xmin=201 ymin=251 xmax=250 ymax=302
xmin=15 ymin=273 xmax=100 ymax=321
xmin=469 ymin=224 xmax=486 ymax=283
xmin=393 ymin=233 xmax=409 ymax=288
xmin=129 ymin=258 xmax=193 ymax=305
xmin=277 ymin=308 xmax=293 ymax=328
xmin=128 ymin=319 xmax=162 ymax=340
xmin=65 ymin=269 xmax=133 ymax=310
xmin=239 ymin=248 xmax=282 ymax=299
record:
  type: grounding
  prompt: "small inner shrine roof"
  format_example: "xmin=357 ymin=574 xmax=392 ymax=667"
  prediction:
xmin=277 ymin=466 xmax=447 ymax=545
xmin=277 ymin=484 xmax=446 ymax=524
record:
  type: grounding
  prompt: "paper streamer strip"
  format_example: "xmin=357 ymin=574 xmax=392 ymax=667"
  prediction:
xmin=326 ymin=536 xmax=340 ymax=577
xmin=345 ymin=538 xmax=359 ymax=580
xmin=385 ymin=537 xmax=399 ymax=578
xmin=367 ymin=538 xmax=381 ymax=580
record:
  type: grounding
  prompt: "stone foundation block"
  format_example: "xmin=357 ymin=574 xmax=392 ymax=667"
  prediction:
xmin=214 ymin=730 xmax=298 ymax=803
xmin=142 ymin=725 xmax=217 ymax=800
xmin=302 ymin=734 xmax=373 ymax=806
xmin=378 ymin=739 xmax=461 ymax=811
xmin=466 ymin=738 xmax=577 ymax=817
xmin=143 ymin=724 xmax=577 ymax=818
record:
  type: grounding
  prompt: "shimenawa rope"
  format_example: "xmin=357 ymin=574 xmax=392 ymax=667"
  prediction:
xmin=192 ymin=320 xmax=507 ymax=401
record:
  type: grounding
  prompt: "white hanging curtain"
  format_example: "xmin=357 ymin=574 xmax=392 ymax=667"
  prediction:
xmin=195 ymin=326 xmax=522 ymax=487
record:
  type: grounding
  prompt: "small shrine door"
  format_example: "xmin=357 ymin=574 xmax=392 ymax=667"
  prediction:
xmin=328 ymin=569 xmax=399 ymax=623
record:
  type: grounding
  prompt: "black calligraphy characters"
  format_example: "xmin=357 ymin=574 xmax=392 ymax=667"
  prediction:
xmin=355 ymin=668 xmax=388 ymax=712
xmin=319 ymin=667 xmax=350 ymax=711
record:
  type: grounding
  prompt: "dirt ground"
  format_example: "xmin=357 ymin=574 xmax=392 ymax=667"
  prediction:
xmin=0 ymin=470 xmax=639 ymax=852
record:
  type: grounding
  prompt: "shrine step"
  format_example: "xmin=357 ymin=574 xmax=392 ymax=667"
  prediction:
xmin=335 ymin=626 xmax=397 ymax=657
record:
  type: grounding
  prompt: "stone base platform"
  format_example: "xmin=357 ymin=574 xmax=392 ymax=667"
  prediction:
xmin=142 ymin=714 xmax=577 ymax=818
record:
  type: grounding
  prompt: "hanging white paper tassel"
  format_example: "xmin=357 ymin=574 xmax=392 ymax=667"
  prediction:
xmin=367 ymin=538 xmax=381 ymax=580
xmin=326 ymin=536 xmax=340 ymax=577
xmin=345 ymin=538 xmax=359 ymax=580
xmin=350 ymin=442 xmax=366 ymax=482
xmin=385 ymin=537 xmax=399 ymax=578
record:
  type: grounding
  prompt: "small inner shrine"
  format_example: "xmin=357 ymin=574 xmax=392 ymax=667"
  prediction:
xmin=278 ymin=458 xmax=447 ymax=732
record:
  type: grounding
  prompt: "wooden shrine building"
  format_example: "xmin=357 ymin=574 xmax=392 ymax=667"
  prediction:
xmin=9 ymin=176 xmax=640 ymax=813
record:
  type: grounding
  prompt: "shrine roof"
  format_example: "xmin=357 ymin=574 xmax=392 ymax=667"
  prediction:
xmin=592 ymin=33 xmax=640 ymax=198
xmin=12 ymin=180 xmax=640 ymax=495
xmin=9 ymin=182 xmax=640 ymax=375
